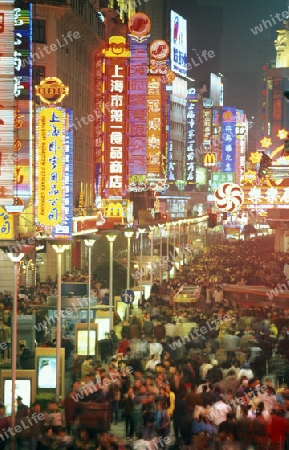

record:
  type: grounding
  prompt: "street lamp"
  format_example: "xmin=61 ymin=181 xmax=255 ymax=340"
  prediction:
xmin=158 ymin=224 xmax=165 ymax=282
xmin=84 ymin=235 xmax=100 ymax=356
xmin=137 ymin=228 xmax=146 ymax=306
xmin=7 ymin=252 xmax=24 ymax=446
xmin=104 ymin=232 xmax=119 ymax=330
xmin=51 ymin=244 xmax=70 ymax=402
xmin=171 ymin=221 xmax=177 ymax=278
xmin=123 ymin=229 xmax=134 ymax=320
xmin=149 ymin=225 xmax=156 ymax=288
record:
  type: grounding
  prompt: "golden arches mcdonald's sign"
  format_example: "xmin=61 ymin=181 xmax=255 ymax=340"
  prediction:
xmin=204 ymin=153 xmax=216 ymax=167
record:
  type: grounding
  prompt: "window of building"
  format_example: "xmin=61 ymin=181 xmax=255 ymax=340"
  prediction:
xmin=33 ymin=66 xmax=45 ymax=87
xmin=33 ymin=19 xmax=46 ymax=43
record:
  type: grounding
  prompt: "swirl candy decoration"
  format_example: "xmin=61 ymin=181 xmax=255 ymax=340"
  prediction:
xmin=214 ymin=183 xmax=244 ymax=212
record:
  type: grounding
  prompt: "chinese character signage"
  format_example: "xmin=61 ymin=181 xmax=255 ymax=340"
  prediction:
xmin=0 ymin=206 xmax=14 ymax=239
xmin=128 ymin=32 xmax=149 ymax=183
xmin=94 ymin=52 xmax=103 ymax=208
xmin=35 ymin=106 xmax=65 ymax=226
xmin=103 ymin=36 xmax=130 ymax=198
xmin=146 ymin=75 xmax=163 ymax=176
xmin=0 ymin=1 xmax=15 ymax=206
xmin=235 ymin=109 xmax=246 ymax=185
xmin=52 ymin=109 xmax=73 ymax=239
xmin=170 ymin=10 xmax=187 ymax=77
xmin=202 ymin=107 xmax=212 ymax=152
xmin=221 ymin=107 xmax=236 ymax=173
xmin=243 ymin=185 xmax=289 ymax=208
xmin=186 ymin=88 xmax=198 ymax=183
xmin=211 ymin=172 xmax=235 ymax=192
xmin=13 ymin=3 xmax=32 ymax=202
xmin=212 ymin=108 xmax=221 ymax=170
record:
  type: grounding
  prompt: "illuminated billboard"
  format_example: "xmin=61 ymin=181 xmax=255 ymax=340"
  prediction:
xmin=52 ymin=109 xmax=73 ymax=239
xmin=146 ymin=75 xmax=164 ymax=177
xmin=170 ymin=10 xmax=187 ymax=77
xmin=186 ymin=88 xmax=198 ymax=183
xmin=35 ymin=106 xmax=66 ymax=226
xmin=221 ymin=107 xmax=236 ymax=173
xmin=13 ymin=3 xmax=33 ymax=202
xmin=102 ymin=36 xmax=130 ymax=199
xmin=0 ymin=2 xmax=15 ymax=206
xmin=128 ymin=31 xmax=149 ymax=185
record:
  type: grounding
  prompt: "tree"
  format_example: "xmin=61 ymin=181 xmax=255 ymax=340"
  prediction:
xmin=92 ymin=260 xmax=130 ymax=296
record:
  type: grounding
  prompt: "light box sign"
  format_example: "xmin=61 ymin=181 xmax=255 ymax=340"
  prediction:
xmin=103 ymin=36 xmax=129 ymax=199
xmin=221 ymin=107 xmax=236 ymax=173
xmin=35 ymin=106 xmax=65 ymax=226
xmin=170 ymin=10 xmax=187 ymax=77
xmin=0 ymin=206 xmax=14 ymax=239
xmin=211 ymin=172 xmax=235 ymax=192
xmin=13 ymin=3 xmax=33 ymax=201
xmin=94 ymin=51 xmax=103 ymax=208
xmin=128 ymin=28 xmax=149 ymax=184
xmin=146 ymin=75 xmax=163 ymax=177
xmin=243 ymin=185 xmax=289 ymax=208
xmin=0 ymin=2 xmax=15 ymax=206
xmin=186 ymin=88 xmax=198 ymax=183
xmin=52 ymin=109 xmax=73 ymax=239
xmin=212 ymin=108 xmax=221 ymax=169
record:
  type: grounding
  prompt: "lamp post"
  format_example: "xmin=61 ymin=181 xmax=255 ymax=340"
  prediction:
xmin=123 ymin=229 xmax=134 ymax=320
xmin=104 ymin=232 xmax=119 ymax=330
xmin=84 ymin=235 xmax=99 ymax=356
xmin=171 ymin=221 xmax=177 ymax=278
xmin=7 ymin=252 xmax=24 ymax=447
xmin=158 ymin=224 xmax=165 ymax=282
xmin=166 ymin=223 xmax=171 ymax=282
xmin=149 ymin=225 xmax=156 ymax=288
xmin=137 ymin=228 xmax=146 ymax=305
xmin=51 ymin=244 xmax=69 ymax=402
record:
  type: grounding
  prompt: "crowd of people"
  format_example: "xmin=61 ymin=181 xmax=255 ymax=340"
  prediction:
xmin=0 ymin=236 xmax=289 ymax=449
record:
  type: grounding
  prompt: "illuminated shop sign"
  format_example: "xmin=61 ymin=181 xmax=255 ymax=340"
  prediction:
xmin=35 ymin=77 xmax=69 ymax=105
xmin=221 ymin=107 xmax=236 ymax=173
xmin=52 ymin=109 xmax=73 ymax=239
xmin=35 ymin=106 xmax=66 ymax=226
xmin=128 ymin=30 xmax=149 ymax=186
xmin=170 ymin=10 xmax=187 ymax=77
xmin=0 ymin=2 xmax=15 ymax=206
xmin=186 ymin=88 xmax=198 ymax=183
xmin=13 ymin=3 xmax=33 ymax=202
xmin=103 ymin=36 xmax=129 ymax=198
xmin=211 ymin=172 xmax=235 ymax=192
xmin=146 ymin=75 xmax=163 ymax=177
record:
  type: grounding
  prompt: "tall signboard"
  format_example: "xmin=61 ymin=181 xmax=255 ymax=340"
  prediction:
xmin=35 ymin=77 xmax=70 ymax=230
xmin=186 ymin=88 xmax=198 ymax=183
xmin=221 ymin=107 xmax=236 ymax=173
xmin=170 ymin=10 xmax=187 ymax=77
xmin=35 ymin=105 xmax=66 ymax=226
xmin=102 ymin=36 xmax=130 ymax=199
xmin=13 ymin=3 xmax=32 ymax=204
xmin=0 ymin=1 xmax=15 ymax=206
xmin=52 ymin=109 xmax=73 ymax=239
xmin=127 ymin=15 xmax=150 ymax=189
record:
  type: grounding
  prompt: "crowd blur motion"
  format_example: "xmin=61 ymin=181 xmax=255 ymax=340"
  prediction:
xmin=0 ymin=235 xmax=289 ymax=449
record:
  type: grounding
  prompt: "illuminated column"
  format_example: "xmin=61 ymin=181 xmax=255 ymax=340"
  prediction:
xmin=51 ymin=244 xmax=69 ymax=401
xmin=124 ymin=229 xmax=134 ymax=320
xmin=84 ymin=236 xmax=99 ymax=356
xmin=166 ymin=223 xmax=171 ymax=282
xmin=171 ymin=221 xmax=177 ymax=278
xmin=7 ymin=252 xmax=24 ymax=445
xmin=104 ymin=232 xmax=119 ymax=330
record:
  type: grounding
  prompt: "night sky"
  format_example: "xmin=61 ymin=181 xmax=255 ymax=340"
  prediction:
xmin=170 ymin=0 xmax=288 ymax=118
